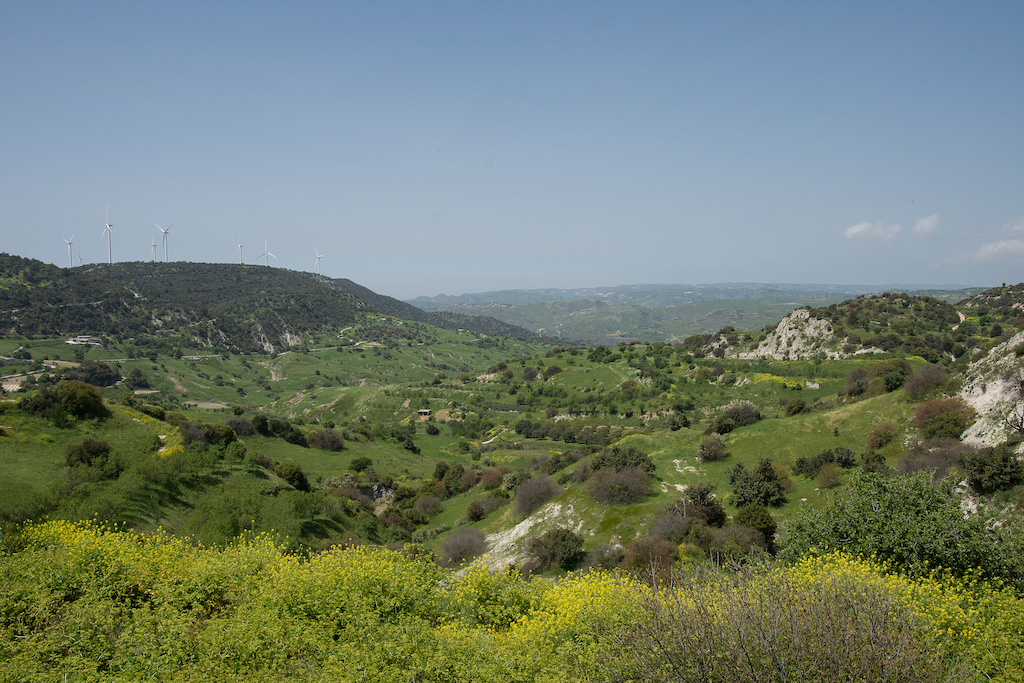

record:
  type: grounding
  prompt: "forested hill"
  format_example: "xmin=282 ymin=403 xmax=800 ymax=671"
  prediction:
xmin=325 ymin=277 xmax=541 ymax=340
xmin=0 ymin=254 xmax=537 ymax=352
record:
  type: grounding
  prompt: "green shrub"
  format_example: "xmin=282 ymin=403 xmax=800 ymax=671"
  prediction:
xmin=866 ymin=421 xmax=898 ymax=450
xmin=350 ymin=456 xmax=373 ymax=473
xmin=915 ymin=398 xmax=975 ymax=440
xmin=724 ymin=401 xmax=761 ymax=427
xmin=65 ymin=437 xmax=111 ymax=467
xmin=735 ymin=504 xmax=777 ymax=550
xmin=274 ymin=463 xmax=310 ymax=492
xmin=730 ymin=459 xmax=786 ymax=508
xmin=527 ymin=528 xmax=585 ymax=571
xmin=592 ymin=443 xmax=655 ymax=474
xmin=696 ymin=433 xmax=728 ymax=462
xmin=781 ymin=470 xmax=1024 ymax=587
xmin=961 ymin=443 xmax=1024 ymax=494
xmin=588 ymin=468 xmax=652 ymax=505
xmin=794 ymin=447 xmax=856 ymax=478
xmin=515 ymin=475 xmax=560 ymax=515
xmin=138 ymin=404 xmax=166 ymax=420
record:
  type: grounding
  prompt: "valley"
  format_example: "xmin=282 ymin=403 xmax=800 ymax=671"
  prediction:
xmin=2 ymin=254 xmax=1024 ymax=681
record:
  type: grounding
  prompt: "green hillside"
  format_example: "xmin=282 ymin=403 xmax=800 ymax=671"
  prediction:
xmin=4 ymin=272 xmax=1024 ymax=681
xmin=0 ymin=254 xmax=537 ymax=354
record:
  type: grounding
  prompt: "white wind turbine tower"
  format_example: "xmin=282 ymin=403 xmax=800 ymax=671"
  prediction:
xmin=102 ymin=207 xmax=113 ymax=264
xmin=156 ymin=224 xmax=172 ymax=262
xmin=314 ymin=248 xmax=323 ymax=275
xmin=258 ymin=239 xmax=276 ymax=266
xmin=151 ymin=238 xmax=157 ymax=262
xmin=237 ymin=238 xmax=243 ymax=264
xmin=63 ymin=234 xmax=75 ymax=268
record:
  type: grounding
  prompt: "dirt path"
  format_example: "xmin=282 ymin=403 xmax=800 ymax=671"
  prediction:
xmin=166 ymin=375 xmax=188 ymax=394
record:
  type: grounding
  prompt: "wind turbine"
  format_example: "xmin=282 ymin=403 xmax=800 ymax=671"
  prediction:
xmin=237 ymin=239 xmax=243 ymax=264
xmin=151 ymin=237 xmax=157 ymax=262
xmin=258 ymin=239 xmax=276 ymax=266
xmin=102 ymin=207 xmax=113 ymax=264
xmin=314 ymin=248 xmax=323 ymax=275
xmin=63 ymin=234 xmax=75 ymax=268
xmin=156 ymin=223 xmax=172 ymax=262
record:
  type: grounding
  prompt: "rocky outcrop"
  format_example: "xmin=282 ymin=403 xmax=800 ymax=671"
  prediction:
xmin=960 ymin=331 xmax=1024 ymax=448
xmin=732 ymin=309 xmax=841 ymax=361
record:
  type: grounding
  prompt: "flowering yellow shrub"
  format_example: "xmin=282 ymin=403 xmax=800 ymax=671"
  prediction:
xmin=2 ymin=524 xmax=1023 ymax=682
xmin=751 ymin=372 xmax=806 ymax=389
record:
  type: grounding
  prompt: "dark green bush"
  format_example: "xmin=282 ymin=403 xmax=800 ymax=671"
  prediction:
xmin=588 ymin=468 xmax=651 ymax=505
xmin=274 ymin=463 xmax=310 ymax=492
xmin=309 ymin=428 xmax=344 ymax=451
xmin=592 ymin=443 xmax=655 ymax=474
xmin=961 ymin=443 xmax=1024 ymax=494
xmin=866 ymin=422 xmax=897 ymax=450
xmin=350 ymin=456 xmax=373 ymax=473
xmin=794 ymin=447 xmax=856 ymax=478
xmin=782 ymin=470 xmax=1024 ymax=587
xmin=65 ymin=437 xmax=111 ymax=467
xmin=696 ymin=434 xmax=728 ymax=462
xmin=515 ymin=475 xmax=560 ymax=515
xmin=730 ymin=459 xmax=786 ymax=508
xmin=736 ymin=504 xmax=777 ymax=544
xmin=138 ymin=404 xmax=166 ymax=420
xmin=527 ymin=528 xmax=585 ymax=571
xmin=724 ymin=402 xmax=761 ymax=427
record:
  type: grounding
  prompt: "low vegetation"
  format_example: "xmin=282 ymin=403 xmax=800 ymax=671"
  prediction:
xmin=3 ymin=257 xmax=1024 ymax=680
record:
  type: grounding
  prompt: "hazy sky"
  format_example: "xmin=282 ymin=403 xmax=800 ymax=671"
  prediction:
xmin=3 ymin=1 xmax=1022 ymax=299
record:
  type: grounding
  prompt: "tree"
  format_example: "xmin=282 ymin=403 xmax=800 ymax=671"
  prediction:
xmin=730 ymin=459 xmax=786 ymax=508
xmin=55 ymin=380 xmax=108 ymax=420
xmin=274 ymin=463 xmax=311 ymax=492
xmin=672 ymin=483 xmax=726 ymax=528
xmin=350 ymin=456 xmax=373 ymax=473
xmin=961 ymin=443 xmax=1024 ymax=494
xmin=781 ymin=470 xmax=1024 ymax=588
xmin=735 ymin=504 xmax=777 ymax=551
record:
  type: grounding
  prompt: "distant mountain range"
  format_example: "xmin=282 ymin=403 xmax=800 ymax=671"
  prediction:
xmin=405 ymin=283 xmax=988 ymax=344
xmin=407 ymin=282 xmax=985 ymax=309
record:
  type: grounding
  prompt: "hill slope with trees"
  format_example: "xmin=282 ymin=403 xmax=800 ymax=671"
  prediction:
xmin=0 ymin=254 xmax=538 ymax=353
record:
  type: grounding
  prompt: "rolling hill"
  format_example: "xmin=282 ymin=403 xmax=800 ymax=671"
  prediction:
xmin=0 ymin=254 xmax=539 ymax=354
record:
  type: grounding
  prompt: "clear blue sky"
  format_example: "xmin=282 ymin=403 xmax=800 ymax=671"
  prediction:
xmin=2 ymin=1 xmax=1022 ymax=299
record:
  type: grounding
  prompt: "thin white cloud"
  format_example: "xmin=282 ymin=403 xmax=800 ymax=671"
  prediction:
xmin=974 ymin=239 xmax=1024 ymax=261
xmin=1002 ymin=216 xmax=1024 ymax=234
xmin=844 ymin=222 xmax=901 ymax=242
xmin=913 ymin=214 xmax=938 ymax=235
